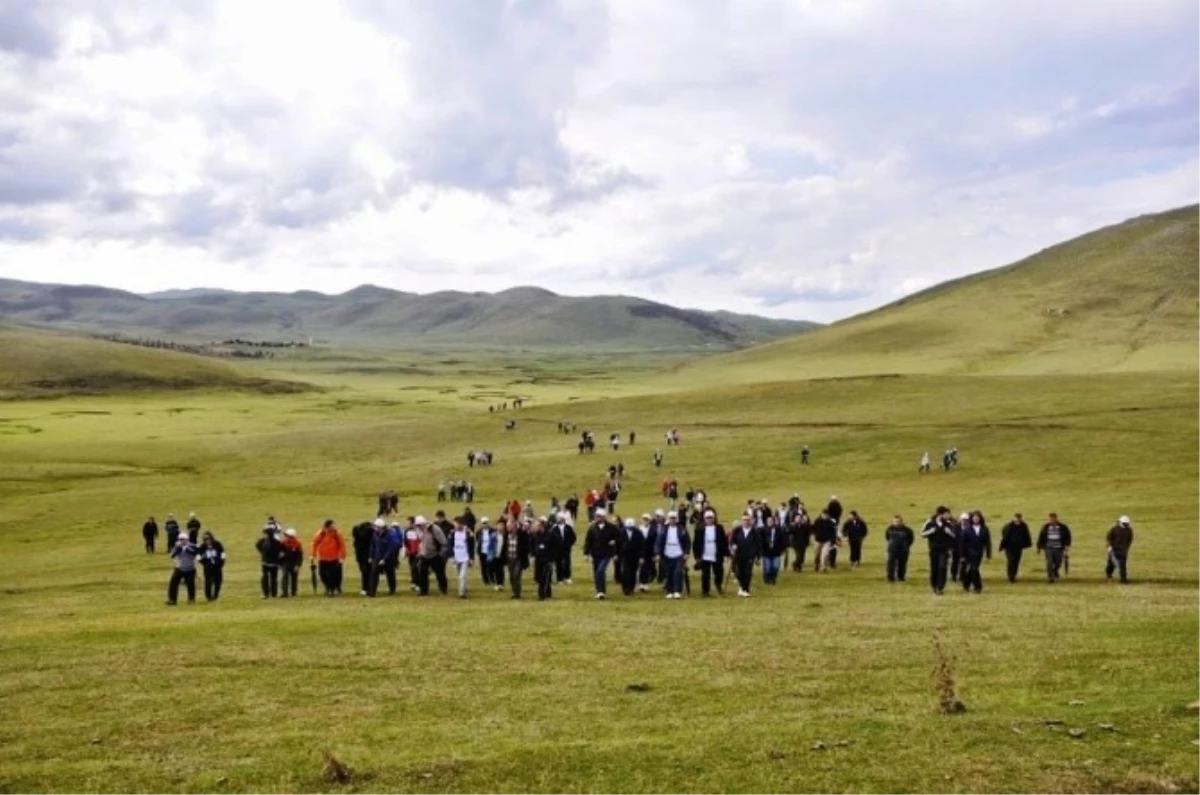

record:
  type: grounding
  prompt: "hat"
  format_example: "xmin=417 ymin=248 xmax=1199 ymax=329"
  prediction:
xmin=595 ymin=508 xmax=607 ymax=517
xmin=480 ymin=516 xmax=490 ymax=523
xmin=373 ymin=518 xmax=385 ymax=528
xmin=624 ymin=518 xmax=635 ymax=528
xmin=641 ymin=513 xmax=651 ymax=519
xmin=189 ymin=512 xmax=196 ymax=518
xmin=1119 ymin=515 xmax=1131 ymax=525
xmin=414 ymin=515 xmax=427 ymax=525
xmin=667 ymin=510 xmax=678 ymax=520
xmin=830 ymin=495 xmax=837 ymax=501
xmin=654 ymin=509 xmax=665 ymax=517
xmin=960 ymin=512 xmax=970 ymax=520
xmin=284 ymin=528 xmax=297 ymax=538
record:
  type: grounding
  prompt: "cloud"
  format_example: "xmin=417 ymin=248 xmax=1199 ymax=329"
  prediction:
xmin=0 ymin=0 xmax=1195 ymax=322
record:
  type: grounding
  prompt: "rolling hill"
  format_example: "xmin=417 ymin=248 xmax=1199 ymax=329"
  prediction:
xmin=0 ymin=324 xmax=302 ymax=398
xmin=0 ymin=281 xmax=817 ymax=351
xmin=685 ymin=205 xmax=1199 ymax=384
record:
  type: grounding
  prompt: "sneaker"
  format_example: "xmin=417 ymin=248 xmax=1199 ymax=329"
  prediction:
xmin=595 ymin=592 xmax=606 ymax=600
xmin=665 ymin=593 xmax=674 ymax=599
xmin=165 ymin=601 xmax=176 ymax=606
xmin=360 ymin=590 xmax=368 ymax=596
xmin=564 ymin=579 xmax=573 ymax=585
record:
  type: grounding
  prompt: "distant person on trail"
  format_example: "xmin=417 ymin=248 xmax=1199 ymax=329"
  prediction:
xmin=760 ymin=514 xmax=786 ymax=585
xmin=629 ymin=431 xmax=636 ymax=446
xmin=801 ymin=445 xmax=810 ymax=465
xmin=186 ymin=512 xmax=201 ymax=543
xmin=279 ymin=528 xmax=303 ymax=597
xmin=164 ymin=514 xmax=180 ymax=551
xmin=437 ymin=481 xmax=447 ymax=503
xmin=584 ymin=508 xmax=620 ymax=600
xmin=166 ymin=532 xmax=200 ymax=605
xmin=198 ymin=531 xmax=226 ymax=601
xmin=884 ymin=515 xmax=914 ymax=582
xmin=653 ymin=449 xmax=663 ymax=468
xmin=919 ymin=452 xmax=931 ymax=473
xmin=958 ymin=510 xmax=992 ymax=593
xmin=311 ymin=519 xmax=346 ymax=597
xmin=825 ymin=496 xmax=843 ymax=568
xmin=1036 ymin=513 xmax=1072 ymax=583
xmin=1105 ymin=515 xmax=1134 ymax=584
xmin=256 ymin=525 xmax=283 ymax=598
xmin=921 ymin=506 xmax=956 ymax=595
xmin=842 ymin=510 xmax=869 ymax=569
xmin=998 ymin=513 xmax=1032 ymax=583
xmin=942 ymin=450 xmax=953 ymax=471
xmin=142 ymin=517 xmax=159 ymax=554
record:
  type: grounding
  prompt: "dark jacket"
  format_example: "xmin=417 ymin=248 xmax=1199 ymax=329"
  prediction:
xmin=142 ymin=520 xmax=159 ymax=538
xmin=500 ymin=530 xmax=530 ymax=568
xmin=533 ymin=528 xmax=562 ymax=563
xmin=957 ymin=523 xmax=992 ymax=560
xmin=642 ymin=523 xmax=660 ymax=560
xmin=812 ymin=517 xmax=838 ymax=545
xmin=619 ymin=526 xmax=645 ymax=559
xmin=1036 ymin=523 xmax=1072 ymax=551
xmin=583 ymin=521 xmax=622 ymax=559
xmin=165 ymin=519 xmax=180 ymax=542
xmin=654 ymin=524 xmax=692 ymax=558
xmin=186 ymin=517 xmax=202 ymax=542
xmin=790 ymin=517 xmax=812 ymax=548
xmin=999 ymin=521 xmax=1032 ymax=553
xmin=730 ymin=525 xmax=762 ymax=559
xmin=1106 ymin=523 xmax=1134 ymax=554
xmin=842 ymin=517 xmax=869 ymax=542
xmin=371 ymin=529 xmax=402 ymax=564
xmin=885 ymin=525 xmax=914 ymax=554
xmin=560 ymin=523 xmax=577 ymax=550
xmin=199 ymin=539 xmax=226 ymax=570
xmin=461 ymin=510 xmax=477 ymax=531
xmin=760 ymin=523 xmax=788 ymax=556
xmin=256 ymin=534 xmax=283 ymax=566
xmin=921 ymin=517 xmax=956 ymax=551
xmin=693 ymin=523 xmax=730 ymax=561
xmin=826 ymin=500 xmax=844 ymax=524
xmin=352 ymin=523 xmax=375 ymax=563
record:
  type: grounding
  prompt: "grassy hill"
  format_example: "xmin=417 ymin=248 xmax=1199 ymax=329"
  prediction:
xmin=0 ymin=281 xmax=817 ymax=351
xmin=0 ymin=324 xmax=303 ymax=398
xmin=687 ymin=205 xmax=1199 ymax=384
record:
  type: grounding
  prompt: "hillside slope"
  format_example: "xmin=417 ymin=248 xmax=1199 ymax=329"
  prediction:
xmin=0 ymin=281 xmax=817 ymax=351
xmin=686 ymin=205 xmax=1199 ymax=384
xmin=0 ymin=325 xmax=300 ymax=398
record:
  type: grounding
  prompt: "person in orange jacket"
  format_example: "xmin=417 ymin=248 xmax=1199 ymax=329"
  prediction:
xmin=311 ymin=519 xmax=346 ymax=596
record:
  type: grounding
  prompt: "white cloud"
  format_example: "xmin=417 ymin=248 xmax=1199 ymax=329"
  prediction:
xmin=0 ymin=0 xmax=1195 ymax=323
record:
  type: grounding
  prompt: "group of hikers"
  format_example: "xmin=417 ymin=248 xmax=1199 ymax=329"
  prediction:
xmin=919 ymin=448 xmax=960 ymax=473
xmin=151 ymin=494 xmax=1137 ymax=605
xmin=436 ymin=480 xmax=476 ymax=503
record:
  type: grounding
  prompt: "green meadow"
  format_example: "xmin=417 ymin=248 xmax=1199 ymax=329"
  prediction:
xmin=1 ymin=355 xmax=1196 ymax=793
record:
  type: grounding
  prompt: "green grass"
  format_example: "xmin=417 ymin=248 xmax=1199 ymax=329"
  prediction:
xmin=0 ymin=356 xmax=1196 ymax=793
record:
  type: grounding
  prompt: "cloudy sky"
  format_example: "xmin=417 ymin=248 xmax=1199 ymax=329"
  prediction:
xmin=0 ymin=0 xmax=1196 ymax=322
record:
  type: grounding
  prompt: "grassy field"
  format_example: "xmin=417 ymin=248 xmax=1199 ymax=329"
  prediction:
xmin=0 ymin=351 xmax=1196 ymax=793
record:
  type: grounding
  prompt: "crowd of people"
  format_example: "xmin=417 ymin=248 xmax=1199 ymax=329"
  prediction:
xmin=148 ymin=495 xmax=1137 ymax=605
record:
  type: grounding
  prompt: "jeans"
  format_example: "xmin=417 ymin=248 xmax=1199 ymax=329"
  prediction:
xmin=762 ymin=555 xmax=782 ymax=584
xmin=928 ymin=548 xmax=950 ymax=593
xmin=535 ymin=559 xmax=554 ymax=599
xmin=509 ymin=559 xmax=524 ymax=598
xmin=662 ymin=556 xmax=684 ymax=595
xmin=280 ymin=564 xmax=299 ymax=597
xmin=167 ymin=569 xmax=196 ymax=603
xmin=1045 ymin=548 xmax=1064 ymax=582
xmin=699 ymin=560 xmax=724 ymax=594
xmin=456 ymin=560 xmax=470 ymax=596
xmin=592 ymin=556 xmax=612 ymax=595
xmin=960 ymin=554 xmax=983 ymax=592
xmin=886 ymin=549 xmax=909 ymax=581
xmin=1106 ymin=550 xmax=1129 ymax=583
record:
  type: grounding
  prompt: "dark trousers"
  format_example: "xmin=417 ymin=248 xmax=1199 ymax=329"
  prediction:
xmin=317 ymin=561 xmax=342 ymax=594
xmin=887 ymin=549 xmax=909 ymax=581
xmin=408 ymin=557 xmax=419 ymax=588
xmin=558 ymin=550 xmax=573 ymax=582
xmin=535 ymin=559 xmax=554 ymax=599
xmin=416 ymin=557 xmax=447 ymax=595
xmin=949 ymin=548 xmax=961 ymax=582
xmin=1005 ymin=549 xmax=1023 ymax=583
xmin=848 ymin=538 xmax=863 ymax=565
xmin=928 ymin=548 xmax=950 ymax=593
xmin=1106 ymin=550 xmax=1129 ymax=583
xmin=479 ymin=554 xmax=493 ymax=585
xmin=699 ymin=560 xmax=724 ymax=595
xmin=1045 ymin=548 xmax=1064 ymax=582
xmin=960 ymin=554 xmax=983 ymax=592
xmin=281 ymin=565 xmax=299 ymax=597
xmin=619 ymin=555 xmax=640 ymax=595
xmin=203 ymin=566 xmax=223 ymax=601
xmin=792 ymin=541 xmax=808 ymax=571
xmin=639 ymin=557 xmax=657 ymax=586
xmin=430 ymin=557 xmax=448 ymax=594
xmin=357 ymin=558 xmax=372 ymax=593
xmin=509 ymin=559 xmax=524 ymax=598
xmin=828 ymin=545 xmax=838 ymax=569
xmin=261 ymin=565 xmax=279 ymax=597
xmin=168 ymin=569 xmax=196 ymax=603
xmin=662 ymin=556 xmax=684 ymax=594
xmin=734 ymin=556 xmax=755 ymax=592
xmin=490 ymin=558 xmax=506 ymax=587
xmin=592 ymin=556 xmax=611 ymax=595
xmin=369 ymin=561 xmax=397 ymax=596
xmin=144 ymin=533 xmax=156 ymax=554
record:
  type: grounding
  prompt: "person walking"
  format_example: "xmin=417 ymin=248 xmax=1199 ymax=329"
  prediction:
xmin=166 ymin=532 xmax=200 ymax=605
xmin=279 ymin=528 xmax=303 ymax=598
xmin=655 ymin=510 xmax=691 ymax=599
xmin=760 ymin=514 xmax=786 ymax=585
xmin=198 ymin=530 xmax=226 ymax=601
xmin=352 ymin=520 xmax=377 ymax=596
xmin=310 ymin=519 xmax=346 ymax=597
xmin=583 ymin=508 xmax=620 ymax=600
xmin=369 ymin=520 xmax=402 ymax=597
xmin=998 ymin=512 xmax=1032 ymax=583
xmin=416 ymin=516 xmax=449 ymax=596
xmin=618 ymin=518 xmax=644 ymax=596
xmin=950 ymin=512 xmax=970 ymax=582
xmin=186 ymin=512 xmax=202 ymax=543
xmin=730 ymin=514 xmax=762 ymax=597
xmin=1105 ymin=515 xmax=1134 ymax=583
xmin=1036 ymin=513 xmax=1072 ymax=583
xmin=477 ymin=518 xmax=496 ymax=587
xmin=812 ymin=510 xmax=838 ymax=572
xmin=842 ymin=510 xmax=869 ymax=569
xmin=921 ymin=506 xmax=956 ymax=595
xmin=164 ymin=514 xmax=180 ymax=551
xmin=694 ymin=509 xmax=729 ymax=596
xmin=450 ymin=517 xmax=475 ymax=599
xmin=919 ymin=452 xmax=931 ymax=473
xmin=142 ymin=517 xmax=159 ymax=554
xmin=501 ymin=518 xmax=529 ymax=599
xmin=556 ymin=512 xmax=576 ymax=585
xmin=639 ymin=510 xmax=663 ymax=592
xmin=789 ymin=510 xmax=812 ymax=572
xmin=533 ymin=519 xmax=562 ymax=600
xmin=958 ymin=510 xmax=992 ymax=593
xmin=256 ymin=525 xmax=283 ymax=599
xmin=884 ymin=515 xmax=914 ymax=582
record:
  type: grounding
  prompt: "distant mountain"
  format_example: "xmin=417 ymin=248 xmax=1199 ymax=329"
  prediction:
xmin=687 ymin=205 xmax=1199 ymax=383
xmin=0 ymin=281 xmax=818 ymax=351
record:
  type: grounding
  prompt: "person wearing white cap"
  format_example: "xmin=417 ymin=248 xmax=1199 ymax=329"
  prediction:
xmin=654 ymin=509 xmax=691 ymax=599
xmin=416 ymin=516 xmax=449 ymax=596
xmin=950 ymin=512 xmax=971 ymax=583
xmin=638 ymin=511 xmax=663 ymax=592
xmin=403 ymin=517 xmax=422 ymax=592
xmin=583 ymin=508 xmax=620 ymax=599
xmin=554 ymin=512 xmax=576 ymax=585
xmin=618 ymin=518 xmax=645 ymax=596
xmin=256 ymin=524 xmax=283 ymax=598
xmin=279 ymin=528 xmax=303 ymax=597
xmin=449 ymin=516 xmax=475 ymax=599
xmin=477 ymin=517 xmax=498 ymax=589
xmin=368 ymin=519 xmax=402 ymax=597
xmin=694 ymin=509 xmax=729 ymax=596
xmin=186 ymin=512 xmax=202 ymax=544
xmin=166 ymin=531 xmax=200 ymax=605
xmin=1105 ymin=516 xmax=1134 ymax=583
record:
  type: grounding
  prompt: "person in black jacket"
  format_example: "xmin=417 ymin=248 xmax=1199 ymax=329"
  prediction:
xmin=812 ymin=511 xmax=838 ymax=572
xmin=693 ymin=510 xmax=729 ymax=596
xmin=501 ymin=521 xmax=530 ymax=599
xmin=825 ymin=497 xmax=843 ymax=568
xmin=639 ymin=511 xmax=662 ymax=592
xmin=352 ymin=520 xmax=376 ymax=596
xmin=142 ymin=517 xmax=159 ymax=554
xmin=164 ymin=514 xmax=180 ymax=552
xmin=921 ymin=506 xmax=956 ymax=595
xmin=789 ymin=510 xmax=812 ymax=572
xmin=950 ymin=512 xmax=970 ymax=582
xmin=617 ymin=518 xmax=644 ymax=595
xmin=198 ymin=530 xmax=226 ymax=601
xmin=255 ymin=526 xmax=283 ymax=598
xmin=730 ymin=514 xmax=762 ymax=597
xmin=533 ymin=519 xmax=562 ymax=600
xmin=958 ymin=510 xmax=992 ymax=593
xmin=186 ymin=512 xmax=202 ymax=543
xmin=1035 ymin=513 xmax=1072 ymax=583
xmin=998 ymin=512 xmax=1032 ymax=583
xmin=554 ymin=513 xmax=576 ymax=584
xmin=842 ymin=510 xmax=869 ymax=569
xmin=884 ymin=515 xmax=914 ymax=582
xmin=760 ymin=514 xmax=787 ymax=585
xmin=583 ymin=509 xmax=621 ymax=600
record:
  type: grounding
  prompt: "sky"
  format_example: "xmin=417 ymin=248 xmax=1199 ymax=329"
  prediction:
xmin=0 ymin=0 xmax=1196 ymax=322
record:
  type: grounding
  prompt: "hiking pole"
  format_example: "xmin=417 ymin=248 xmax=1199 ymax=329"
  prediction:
xmin=1063 ymin=550 xmax=1070 ymax=577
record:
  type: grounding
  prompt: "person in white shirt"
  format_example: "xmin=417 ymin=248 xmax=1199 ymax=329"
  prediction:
xmin=654 ymin=511 xmax=691 ymax=599
xmin=693 ymin=510 xmax=729 ymax=596
xmin=451 ymin=518 xmax=475 ymax=599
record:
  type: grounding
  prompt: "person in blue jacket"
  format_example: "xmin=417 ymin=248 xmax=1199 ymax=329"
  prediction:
xmin=368 ymin=519 xmax=402 ymax=597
